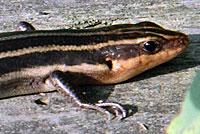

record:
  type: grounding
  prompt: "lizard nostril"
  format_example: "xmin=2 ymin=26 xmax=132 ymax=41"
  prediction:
xmin=178 ymin=35 xmax=190 ymax=47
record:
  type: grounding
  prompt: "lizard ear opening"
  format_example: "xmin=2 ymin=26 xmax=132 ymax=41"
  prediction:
xmin=106 ymin=60 xmax=113 ymax=70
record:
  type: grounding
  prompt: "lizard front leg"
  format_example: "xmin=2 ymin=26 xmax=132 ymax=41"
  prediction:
xmin=48 ymin=70 xmax=127 ymax=120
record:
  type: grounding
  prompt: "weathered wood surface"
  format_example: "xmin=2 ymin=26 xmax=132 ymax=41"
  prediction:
xmin=0 ymin=0 xmax=199 ymax=133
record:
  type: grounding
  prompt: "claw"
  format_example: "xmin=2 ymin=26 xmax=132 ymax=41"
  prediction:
xmin=78 ymin=103 xmax=112 ymax=120
xmin=95 ymin=102 xmax=127 ymax=119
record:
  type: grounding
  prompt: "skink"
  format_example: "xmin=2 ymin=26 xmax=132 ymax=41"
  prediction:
xmin=0 ymin=21 xmax=189 ymax=119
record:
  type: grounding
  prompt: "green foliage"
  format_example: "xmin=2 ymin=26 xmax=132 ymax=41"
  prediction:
xmin=167 ymin=70 xmax=200 ymax=134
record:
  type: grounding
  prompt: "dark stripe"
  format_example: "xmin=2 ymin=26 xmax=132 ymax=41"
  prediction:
xmin=0 ymin=50 xmax=100 ymax=75
xmin=0 ymin=30 xmax=168 ymax=53
xmin=0 ymin=21 xmax=174 ymax=53
xmin=134 ymin=28 xmax=183 ymax=36
xmin=0 ymin=44 xmax=143 ymax=75
xmin=133 ymin=21 xmax=164 ymax=28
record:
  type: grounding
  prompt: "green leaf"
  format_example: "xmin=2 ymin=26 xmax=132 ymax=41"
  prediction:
xmin=167 ymin=69 xmax=200 ymax=134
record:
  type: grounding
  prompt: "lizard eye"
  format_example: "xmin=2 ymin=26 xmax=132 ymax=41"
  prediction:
xmin=142 ymin=41 xmax=160 ymax=53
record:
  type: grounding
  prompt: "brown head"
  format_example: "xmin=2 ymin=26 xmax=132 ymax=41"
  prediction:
xmin=101 ymin=21 xmax=190 ymax=83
